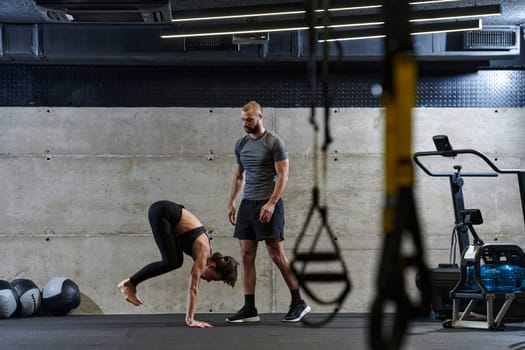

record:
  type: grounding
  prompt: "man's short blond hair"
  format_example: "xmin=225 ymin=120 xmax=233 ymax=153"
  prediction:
xmin=242 ymin=101 xmax=262 ymax=116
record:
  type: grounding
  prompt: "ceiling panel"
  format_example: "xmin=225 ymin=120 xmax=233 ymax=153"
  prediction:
xmin=0 ymin=0 xmax=523 ymax=26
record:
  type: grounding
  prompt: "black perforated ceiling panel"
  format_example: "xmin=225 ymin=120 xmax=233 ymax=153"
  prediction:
xmin=0 ymin=64 xmax=524 ymax=107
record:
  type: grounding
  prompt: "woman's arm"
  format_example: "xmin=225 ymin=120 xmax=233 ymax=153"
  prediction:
xmin=185 ymin=242 xmax=213 ymax=328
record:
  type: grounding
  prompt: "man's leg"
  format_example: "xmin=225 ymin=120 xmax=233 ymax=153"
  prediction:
xmin=265 ymin=238 xmax=311 ymax=322
xmin=240 ymin=239 xmax=258 ymax=295
xmin=226 ymin=239 xmax=261 ymax=323
xmin=265 ymin=238 xmax=298 ymax=290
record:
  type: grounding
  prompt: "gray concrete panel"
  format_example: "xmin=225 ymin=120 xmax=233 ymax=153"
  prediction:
xmin=0 ymin=107 xmax=523 ymax=316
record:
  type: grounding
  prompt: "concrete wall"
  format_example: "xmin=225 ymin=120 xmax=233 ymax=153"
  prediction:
xmin=0 ymin=107 xmax=524 ymax=316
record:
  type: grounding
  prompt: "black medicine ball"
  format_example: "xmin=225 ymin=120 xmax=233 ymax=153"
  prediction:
xmin=42 ymin=277 xmax=81 ymax=316
xmin=11 ymin=278 xmax=42 ymax=317
xmin=0 ymin=279 xmax=19 ymax=319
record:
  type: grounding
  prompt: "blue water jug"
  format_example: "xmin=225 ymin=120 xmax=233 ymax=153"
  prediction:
xmin=465 ymin=265 xmax=481 ymax=291
xmin=479 ymin=264 xmax=524 ymax=292
xmin=480 ymin=264 xmax=498 ymax=291
xmin=464 ymin=264 xmax=525 ymax=292
xmin=496 ymin=264 xmax=523 ymax=292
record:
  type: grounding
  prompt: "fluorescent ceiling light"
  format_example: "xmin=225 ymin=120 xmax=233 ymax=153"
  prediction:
xmin=410 ymin=19 xmax=482 ymax=34
xmin=162 ymin=25 xmax=308 ymax=38
xmin=410 ymin=0 xmax=461 ymax=4
xmin=322 ymin=19 xmax=482 ymax=42
xmin=163 ymin=14 xmax=384 ymax=39
xmin=171 ymin=0 xmax=462 ymax=23
xmin=162 ymin=3 xmax=499 ymax=40
xmin=409 ymin=5 xmax=501 ymax=22
xmin=171 ymin=1 xmax=381 ymax=23
xmin=171 ymin=5 xmax=304 ymax=22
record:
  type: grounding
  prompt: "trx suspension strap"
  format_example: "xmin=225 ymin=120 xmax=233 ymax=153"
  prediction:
xmin=369 ymin=1 xmax=431 ymax=349
xmin=291 ymin=0 xmax=351 ymax=328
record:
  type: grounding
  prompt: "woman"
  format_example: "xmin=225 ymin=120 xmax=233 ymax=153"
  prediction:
xmin=118 ymin=200 xmax=238 ymax=328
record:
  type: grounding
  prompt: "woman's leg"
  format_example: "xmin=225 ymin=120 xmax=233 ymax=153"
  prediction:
xmin=129 ymin=200 xmax=184 ymax=285
xmin=119 ymin=201 xmax=184 ymax=304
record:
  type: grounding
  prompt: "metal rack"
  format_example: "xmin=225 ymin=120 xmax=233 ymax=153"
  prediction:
xmin=445 ymin=243 xmax=525 ymax=330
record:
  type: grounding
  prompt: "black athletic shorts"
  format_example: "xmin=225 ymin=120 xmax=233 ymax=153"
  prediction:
xmin=234 ymin=198 xmax=285 ymax=241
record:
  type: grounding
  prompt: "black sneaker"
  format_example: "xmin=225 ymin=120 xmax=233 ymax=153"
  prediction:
xmin=282 ymin=302 xmax=311 ymax=322
xmin=226 ymin=306 xmax=261 ymax=323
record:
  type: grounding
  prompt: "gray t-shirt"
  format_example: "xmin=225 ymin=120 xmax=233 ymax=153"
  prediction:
xmin=234 ymin=131 xmax=288 ymax=200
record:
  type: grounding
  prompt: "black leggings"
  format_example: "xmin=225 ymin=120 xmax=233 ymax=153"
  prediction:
xmin=129 ymin=201 xmax=184 ymax=286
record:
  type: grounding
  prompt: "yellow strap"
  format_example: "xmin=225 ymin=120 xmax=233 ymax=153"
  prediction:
xmin=383 ymin=54 xmax=417 ymax=233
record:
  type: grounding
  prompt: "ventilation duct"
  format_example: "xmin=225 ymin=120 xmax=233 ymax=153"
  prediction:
xmin=463 ymin=26 xmax=520 ymax=51
xmin=184 ymin=36 xmax=238 ymax=52
xmin=33 ymin=0 xmax=172 ymax=23
xmin=0 ymin=23 xmax=521 ymax=64
xmin=425 ymin=25 xmax=522 ymax=59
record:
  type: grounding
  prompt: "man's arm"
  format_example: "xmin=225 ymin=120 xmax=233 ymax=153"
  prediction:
xmin=228 ymin=163 xmax=245 ymax=225
xmin=260 ymin=158 xmax=289 ymax=223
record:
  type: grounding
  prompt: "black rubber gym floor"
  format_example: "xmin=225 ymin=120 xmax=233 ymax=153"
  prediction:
xmin=1 ymin=313 xmax=525 ymax=350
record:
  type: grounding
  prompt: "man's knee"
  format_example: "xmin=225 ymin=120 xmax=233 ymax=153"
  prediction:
xmin=265 ymin=240 xmax=287 ymax=264
xmin=240 ymin=250 xmax=256 ymax=265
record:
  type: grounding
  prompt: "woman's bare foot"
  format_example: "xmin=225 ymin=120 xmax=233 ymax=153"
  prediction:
xmin=118 ymin=279 xmax=143 ymax=306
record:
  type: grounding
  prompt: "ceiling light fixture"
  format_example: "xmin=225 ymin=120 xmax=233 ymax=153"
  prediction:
xmin=170 ymin=0 xmax=463 ymax=23
xmin=322 ymin=19 xmax=482 ymax=42
xmin=162 ymin=14 xmax=385 ymax=39
xmin=409 ymin=4 xmax=501 ymax=22
xmin=171 ymin=0 xmax=382 ymax=23
xmin=162 ymin=3 xmax=498 ymax=40
xmin=409 ymin=0 xmax=462 ymax=4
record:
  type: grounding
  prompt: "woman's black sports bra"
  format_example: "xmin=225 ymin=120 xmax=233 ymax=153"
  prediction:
xmin=178 ymin=226 xmax=210 ymax=256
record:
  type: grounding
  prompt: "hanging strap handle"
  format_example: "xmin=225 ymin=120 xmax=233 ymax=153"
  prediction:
xmin=369 ymin=186 xmax=431 ymax=349
xmin=292 ymin=187 xmax=352 ymax=327
xmin=369 ymin=1 xmax=431 ymax=347
xmin=292 ymin=1 xmax=351 ymax=327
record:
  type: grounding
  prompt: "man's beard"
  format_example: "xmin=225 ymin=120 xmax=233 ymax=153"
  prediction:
xmin=244 ymin=121 xmax=261 ymax=134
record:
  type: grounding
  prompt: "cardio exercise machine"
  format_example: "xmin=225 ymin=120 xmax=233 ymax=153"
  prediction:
xmin=413 ymin=135 xmax=525 ymax=329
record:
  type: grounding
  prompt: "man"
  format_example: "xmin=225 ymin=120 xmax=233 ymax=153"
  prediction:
xmin=118 ymin=200 xmax=239 ymax=328
xmin=226 ymin=101 xmax=311 ymax=323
